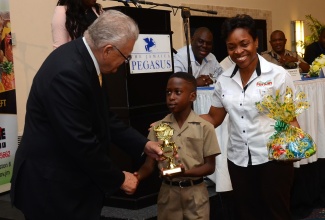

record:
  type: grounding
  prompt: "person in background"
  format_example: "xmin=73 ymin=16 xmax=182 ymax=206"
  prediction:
xmin=135 ymin=72 xmax=220 ymax=220
xmin=51 ymin=0 xmax=103 ymax=49
xmin=201 ymin=14 xmax=299 ymax=220
xmin=304 ymin=27 xmax=325 ymax=65
xmin=261 ymin=30 xmax=310 ymax=73
xmin=10 ymin=10 xmax=162 ymax=220
xmin=174 ymin=27 xmax=223 ymax=87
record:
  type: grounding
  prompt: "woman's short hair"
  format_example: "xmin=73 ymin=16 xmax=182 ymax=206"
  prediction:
xmin=221 ymin=14 xmax=257 ymax=41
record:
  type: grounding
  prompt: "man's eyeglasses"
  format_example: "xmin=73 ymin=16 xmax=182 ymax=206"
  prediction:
xmin=112 ymin=45 xmax=132 ymax=63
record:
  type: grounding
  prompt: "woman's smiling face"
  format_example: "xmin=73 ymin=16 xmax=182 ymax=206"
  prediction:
xmin=226 ymin=27 xmax=258 ymax=69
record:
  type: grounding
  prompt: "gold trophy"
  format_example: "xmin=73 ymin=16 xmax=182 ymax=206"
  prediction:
xmin=154 ymin=123 xmax=182 ymax=175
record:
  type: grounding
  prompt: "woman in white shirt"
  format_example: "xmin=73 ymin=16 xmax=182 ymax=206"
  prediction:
xmin=202 ymin=14 xmax=299 ymax=220
xmin=51 ymin=0 xmax=103 ymax=49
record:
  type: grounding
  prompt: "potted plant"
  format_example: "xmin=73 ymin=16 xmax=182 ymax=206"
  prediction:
xmin=304 ymin=14 xmax=325 ymax=46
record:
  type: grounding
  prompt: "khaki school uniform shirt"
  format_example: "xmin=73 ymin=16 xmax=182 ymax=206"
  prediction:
xmin=148 ymin=110 xmax=220 ymax=181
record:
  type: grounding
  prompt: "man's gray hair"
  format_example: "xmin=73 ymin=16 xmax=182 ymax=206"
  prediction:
xmin=84 ymin=10 xmax=139 ymax=49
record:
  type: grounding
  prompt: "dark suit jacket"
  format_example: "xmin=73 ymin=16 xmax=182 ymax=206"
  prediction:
xmin=304 ymin=42 xmax=325 ymax=65
xmin=10 ymin=38 xmax=148 ymax=220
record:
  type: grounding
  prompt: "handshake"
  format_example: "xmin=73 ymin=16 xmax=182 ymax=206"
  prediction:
xmin=119 ymin=140 xmax=162 ymax=195
xmin=120 ymin=171 xmax=140 ymax=195
xmin=120 ymin=165 xmax=184 ymax=195
xmin=119 ymin=140 xmax=182 ymax=195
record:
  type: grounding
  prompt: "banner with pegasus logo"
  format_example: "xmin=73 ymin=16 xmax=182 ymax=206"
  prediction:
xmin=130 ymin=34 xmax=173 ymax=74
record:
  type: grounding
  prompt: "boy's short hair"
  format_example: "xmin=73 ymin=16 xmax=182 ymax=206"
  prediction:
xmin=169 ymin=72 xmax=197 ymax=92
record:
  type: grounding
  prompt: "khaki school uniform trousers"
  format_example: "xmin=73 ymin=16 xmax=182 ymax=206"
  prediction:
xmin=157 ymin=182 xmax=209 ymax=220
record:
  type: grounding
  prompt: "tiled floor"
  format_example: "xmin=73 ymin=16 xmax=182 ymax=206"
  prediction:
xmin=0 ymin=183 xmax=217 ymax=220
xmin=1 ymin=189 xmax=324 ymax=220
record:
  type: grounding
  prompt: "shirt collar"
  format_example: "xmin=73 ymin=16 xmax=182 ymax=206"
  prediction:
xmin=226 ymin=54 xmax=272 ymax=78
xmin=83 ymin=37 xmax=100 ymax=76
xmin=190 ymin=45 xmax=211 ymax=64
xmin=270 ymin=49 xmax=292 ymax=58
xmin=230 ymin=57 xmax=261 ymax=78
xmin=161 ymin=110 xmax=200 ymax=124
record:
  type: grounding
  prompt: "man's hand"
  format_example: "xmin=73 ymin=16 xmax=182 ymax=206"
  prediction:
xmin=279 ymin=55 xmax=298 ymax=65
xmin=120 ymin=171 xmax=139 ymax=195
xmin=144 ymin=141 xmax=163 ymax=160
xmin=197 ymin=75 xmax=214 ymax=87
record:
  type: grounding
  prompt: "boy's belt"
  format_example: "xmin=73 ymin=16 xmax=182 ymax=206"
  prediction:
xmin=163 ymin=178 xmax=204 ymax=188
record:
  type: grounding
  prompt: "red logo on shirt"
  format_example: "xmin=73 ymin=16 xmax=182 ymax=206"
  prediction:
xmin=256 ymin=80 xmax=272 ymax=87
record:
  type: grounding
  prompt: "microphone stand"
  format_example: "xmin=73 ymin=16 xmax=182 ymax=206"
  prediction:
xmin=135 ymin=1 xmax=218 ymax=15
xmin=106 ymin=0 xmax=141 ymax=8
xmin=181 ymin=7 xmax=192 ymax=75
xmin=122 ymin=1 xmax=130 ymax=7
xmin=131 ymin=0 xmax=142 ymax=8
xmin=106 ymin=1 xmax=218 ymax=16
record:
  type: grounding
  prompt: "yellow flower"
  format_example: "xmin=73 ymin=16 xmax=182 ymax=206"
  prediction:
xmin=255 ymin=87 xmax=310 ymax=123
xmin=296 ymin=92 xmax=306 ymax=100
xmin=308 ymin=53 xmax=325 ymax=77
xmin=311 ymin=64 xmax=320 ymax=72
xmin=286 ymin=104 xmax=295 ymax=112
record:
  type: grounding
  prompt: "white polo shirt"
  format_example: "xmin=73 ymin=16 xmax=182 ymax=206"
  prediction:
xmin=211 ymin=54 xmax=295 ymax=167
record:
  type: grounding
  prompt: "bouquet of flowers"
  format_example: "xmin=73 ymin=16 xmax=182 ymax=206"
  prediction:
xmin=307 ymin=54 xmax=325 ymax=77
xmin=255 ymin=87 xmax=317 ymax=161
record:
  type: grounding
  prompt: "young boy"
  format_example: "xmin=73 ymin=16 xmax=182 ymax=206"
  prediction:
xmin=135 ymin=72 xmax=220 ymax=220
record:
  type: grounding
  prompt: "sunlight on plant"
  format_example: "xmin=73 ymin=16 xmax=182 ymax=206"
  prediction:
xmin=304 ymin=14 xmax=325 ymax=46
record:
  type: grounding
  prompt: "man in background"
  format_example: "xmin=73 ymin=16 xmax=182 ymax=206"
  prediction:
xmin=10 ymin=10 xmax=162 ymax=220
xmin=261 ymin=30 xmax=310 ymax=73
xmin=304 ymin=28 xmax=325 ymax=65
xmin=174 ymin=27 xmax=223 ymax=86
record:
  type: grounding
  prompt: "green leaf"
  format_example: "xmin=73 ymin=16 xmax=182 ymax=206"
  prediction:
xmin=1 ymin=61 xmax=13 ymax=74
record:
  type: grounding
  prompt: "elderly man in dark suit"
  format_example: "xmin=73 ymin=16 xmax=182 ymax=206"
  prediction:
xmin=10 ymin=10 xmax=162 ymax=220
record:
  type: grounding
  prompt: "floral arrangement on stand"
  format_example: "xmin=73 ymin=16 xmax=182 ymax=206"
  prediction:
xmin=255 ymin=87 xmax=316 ymax=161
xmin=307 ymin=54 xmax=325 ymax=77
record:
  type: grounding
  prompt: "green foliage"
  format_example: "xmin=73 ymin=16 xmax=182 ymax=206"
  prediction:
xmin=1 ymin=61 xmax=13 ymax=74
xmin=305 ymin=14 xmax=325 ymax=46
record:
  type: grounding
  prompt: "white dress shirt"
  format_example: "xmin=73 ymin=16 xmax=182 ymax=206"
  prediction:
xmin=211 ymin=55 xmax=296 ymax=167
xmin=173 ymin=45 xmax=223 ymax=80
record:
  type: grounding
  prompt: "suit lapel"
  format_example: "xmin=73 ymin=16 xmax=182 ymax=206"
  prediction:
xmin=74 ymin=38 xmax=109 ymax=137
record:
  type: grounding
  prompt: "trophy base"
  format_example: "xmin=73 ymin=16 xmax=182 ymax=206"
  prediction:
xmin=162 ymin=167 xmax=182 ymax=175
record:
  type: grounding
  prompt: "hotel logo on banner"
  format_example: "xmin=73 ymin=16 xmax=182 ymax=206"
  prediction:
xmin=130 ymin=34 xmax=173 ymax=74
